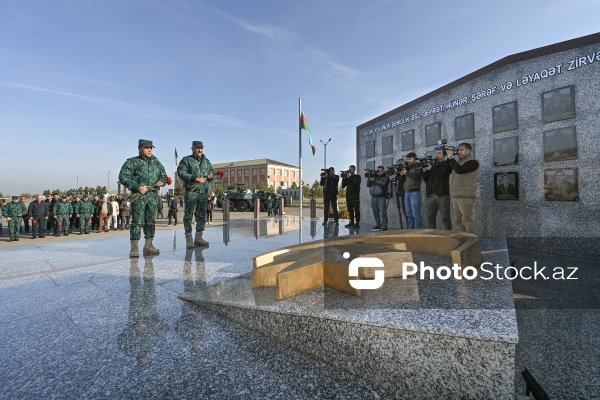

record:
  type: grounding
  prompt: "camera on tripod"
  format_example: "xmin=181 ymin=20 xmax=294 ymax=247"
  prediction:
xmin=320 ymin=168 xmax=328 ymax=178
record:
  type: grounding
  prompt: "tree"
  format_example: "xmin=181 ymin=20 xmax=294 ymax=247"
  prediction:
xmin=20 ymin=193 xmax=33 ymax=199
xmin=42 ymin=189 xmax=51 ymax=195
xmin=267 ymin=185 xmax=276 ymax=193
xmin=302 ymin=184 xmax=311 ymax=199
xmin=256 ymin=181 xmax=266 ymax=192
xmin=290 ymin=182 xmax=298 ymax=189
xmin=174 ymin=183 xmax=185 ymax=196
xmin=338 ymin=187 xmax=346 ymax=197
xmin=311 ymin=180 xmax=323 ymax=198
xmin=214 ymin=185 xmax=225 ymax=196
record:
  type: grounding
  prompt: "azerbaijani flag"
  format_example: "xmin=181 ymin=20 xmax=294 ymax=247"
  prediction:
xmin=300 ymin=111 xmax=316 ymax=156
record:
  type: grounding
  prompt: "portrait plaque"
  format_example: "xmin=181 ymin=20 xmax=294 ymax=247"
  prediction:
xmin=493 ymin=136 xmax=519 ymax=166
xmin=542 ymin=85 xmax=575 ymax=123
xmin=493 ymin=101 xmax=518 ymax=133
xmin=366 ymin=140 xmax=375 ymax=158
xmin=382 ymin=136 xmax=393 ymax=155
xmin=401 ymin=129 xmax=414 ymax=151
xmin=455 ymin=113 xmax=474 ymax=140
xmin=544 ymin=168 xmax=578 ymax=201
xmin=543 ymin=126 xmax=577 ymax=162
xmin=365 ymin=161 xmax=375 ymax=173
xmin=425 ymin=122 xmax=441 ymax=146
xmin=494 ymin=172 xmax=519 ymax=200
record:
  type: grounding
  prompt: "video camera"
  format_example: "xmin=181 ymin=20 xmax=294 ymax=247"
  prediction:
xmin=364 ymin=169 xmax=376 ymax=179
xmin=416 ymin=155 xmax=436 ymax=168
xmin=320 ymin=168 xmax=328 ymax=178
xmin=385 ymin=166 xmax=398 ymax=176
xmin=340 ymin=170 xmax=350 ymax=179
xmin=437 ymin=139 xmax=456 ymax=152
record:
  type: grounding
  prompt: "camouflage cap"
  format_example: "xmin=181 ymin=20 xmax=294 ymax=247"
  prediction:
xmin=61 ymin=195 xmax=67 ymax=199
xmin=11 ymin=195 xmax=19 ymax=200
xmin=192 ymin=141 xmax=204 ymax=148
xmin=83 ymin=193 xmax=89 ymax=198
xmin=138 ymin=139 xmax=155 ymax=148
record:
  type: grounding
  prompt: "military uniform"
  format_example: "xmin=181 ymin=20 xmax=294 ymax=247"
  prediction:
xmin=271 ymin=196 xmax=280 ymax=216
xmin=119 ymin=139 xmax=167 ymax=257
xmin=3 ymin=197 xmax=25 ymax=241
xmin=53 ymin=196 xmax=73 ymax=236
xmin=176 ymin=140 xmax=213 ymax=248
xmin=76 ymin=195 xmax=94 ymax=234
xmin=266 ymin=195 xmax=273 ymax=216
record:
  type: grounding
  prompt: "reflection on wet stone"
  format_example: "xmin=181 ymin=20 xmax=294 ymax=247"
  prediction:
xmin=177 ymin=248 xmax=207 ymax=352
xmin=117 ymin=256 xmax=170 ymax=368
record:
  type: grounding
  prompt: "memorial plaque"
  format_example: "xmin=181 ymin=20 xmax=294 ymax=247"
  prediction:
xmin=494 ymin=172 xmax=519 ymax=200
xmin=366 ymin=140 xmax=375 ymax=158
xmin=455 ymin=113 xmax=474 ymax=140
xmin=543 ymin=126 xmax=577 ymax=162
xmin=544 ymin=168 xmax=578 ymax=201
xmin=401 ymin=129 xmax=414 ymax=151
xmin=382 ymin=135 xmax=393 ymax=155
xmin=493 ymin=136 xmax=519 ymax=166
xmin=542 ymin=85 xmax=575 ymax=123
xmin=493 ymin=101 xmax=518 ymax=133
xmin=425 ymin=122 xmax=441 ymax=146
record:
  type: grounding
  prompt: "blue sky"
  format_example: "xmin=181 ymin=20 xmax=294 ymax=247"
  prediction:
xmin=1 ymin=0 xmax=599 ymax=195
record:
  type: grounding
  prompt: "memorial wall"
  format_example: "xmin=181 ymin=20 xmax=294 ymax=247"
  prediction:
xmin=356 ymin=33 xmax=600 ymax=258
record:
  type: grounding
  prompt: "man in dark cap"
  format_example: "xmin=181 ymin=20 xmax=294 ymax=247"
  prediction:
xmin=76 ymin=193 xmax=94 ymax=234
xmin=119 ymin=139 xmax=168 ymax=257
xmin=177 ymin=140 xmax=213 ymax=248
xmin=3 ymin=196 xmax=25 ymax=241
xmin=53 ymin=195 xmax=73 ymax=236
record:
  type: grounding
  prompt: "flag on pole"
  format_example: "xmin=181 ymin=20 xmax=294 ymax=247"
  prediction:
xmin=300 ymin=111 xmax=316 ymax=156
xmin=175 ymin=148 xmax=178 ymax=165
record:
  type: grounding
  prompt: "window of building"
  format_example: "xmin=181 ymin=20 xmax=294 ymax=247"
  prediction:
xmin=277 ymin=169 xmax=282 ymax=176
xmin=261 ymin=168 xmax=266 ymax=175
xmin=224 ymin=171 xmax=228 ymax=177
xmin=253 ymin=169 xmax=257 ymax=176
xmin=245 ymin=169 xmax=250 ymax=176
xmin=284 ymin=170 xmax=289 ymax=177
xmin=269 ymin=168 xmax=275 ymax=175
xmin=238 ymin=170 xmax=242 ymax=176
xmin=291 ymin=171 xmax=296 ymax=177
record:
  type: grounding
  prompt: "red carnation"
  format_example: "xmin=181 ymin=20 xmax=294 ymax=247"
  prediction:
xmin=166 ymin=176 xmax=173 ymax=185
xmin=58 ymin=223 xmax=63 ymax=227
xmin=33 ymin=220 xmax=38 ymax=225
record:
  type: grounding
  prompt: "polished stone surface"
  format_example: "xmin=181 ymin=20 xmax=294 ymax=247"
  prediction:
xmin=0 ymin=216 xmax=598 ymax=399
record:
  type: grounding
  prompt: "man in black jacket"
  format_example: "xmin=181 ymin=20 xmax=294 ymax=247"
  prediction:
xmin=423 ymin=146 xmax=452 ymax=230
xmin=319 ymin=167 xmax=339 ymax=226
xmin=341 ymin=165 xmax=361 ymax=228
xmin=28 ymin=194 xmax=49 ymax=238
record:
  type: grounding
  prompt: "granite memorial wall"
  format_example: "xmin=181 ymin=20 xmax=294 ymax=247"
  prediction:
xmin=356 ymin=33 xmax=600 ymax=258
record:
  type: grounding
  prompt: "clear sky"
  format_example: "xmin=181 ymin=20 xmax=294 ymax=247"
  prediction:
xmin=1 ymin=0 xmax=599 ymax=196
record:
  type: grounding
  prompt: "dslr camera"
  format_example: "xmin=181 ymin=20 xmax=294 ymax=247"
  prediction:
xmin=320 ymin=168 xmax=328 ymax=178
xmin=364 ymin=169 xmax=376 ymax=179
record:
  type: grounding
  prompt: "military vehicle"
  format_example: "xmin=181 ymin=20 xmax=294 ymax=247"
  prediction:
xmin=216 ymin=186 xmax=276 ymax=212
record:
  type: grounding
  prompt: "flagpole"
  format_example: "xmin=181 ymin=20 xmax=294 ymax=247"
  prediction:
xmin=298 ymin=97 xmax=303 ymax=243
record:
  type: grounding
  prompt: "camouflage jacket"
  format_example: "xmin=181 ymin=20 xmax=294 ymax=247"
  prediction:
xmin=176 ymin=154 xmax=213 ymax=193
xmin=119 ymin=154 xmax=168 ymax=194
xmin=76 ymin=200 xmax=94 ymax=216
xmin=54 ymin=201 xmax=73 ymax=215
xmin=2 ymin=202 xmax=25 ymax=218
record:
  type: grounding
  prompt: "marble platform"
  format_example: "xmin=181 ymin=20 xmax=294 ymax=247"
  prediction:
xmin=181 ymin=226 xmax=518 ymax=399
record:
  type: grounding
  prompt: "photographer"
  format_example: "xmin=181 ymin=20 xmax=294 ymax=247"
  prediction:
xmin=341 ymin=165 xmax=361 ymax=228
xmin=390 ymin=159 xmax=407 ymax=229
xmin=367 ymin=166 xmax=390 ymax=231
xmin=319 ymin=167 xmax=339 ymax=226
xmin=399 ymin=152 xmax=423 ymax=229
xmin=423 ymin=146 xmax=452 ymax=230
xmin=446 ymin=143 xmax=480 ymax=234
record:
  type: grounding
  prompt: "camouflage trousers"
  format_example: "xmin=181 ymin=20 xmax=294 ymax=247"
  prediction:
xmin=80 ymin=215 xmax=92 ymax=231
xmin=183 ymin=191 xmax=208 ymax=233
xmin=55 ymin=215 xmax=70 ymax=234
xmin=7 ymin=217 xmax=22 ymax=238
xmin=130 ymin=192 xmax=158 ymax=240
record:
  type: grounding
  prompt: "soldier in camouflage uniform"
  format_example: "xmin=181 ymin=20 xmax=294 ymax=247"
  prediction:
xmin=53 ymin=195 xmax=73 ymax=236
xmin=119 ymin=139 xmax=167 ymax=257
xmin=3 ymin=196 xmax=25 ymax=241
xmin=176 ymin=141 xmax=213 ymax=249
xmin=76 ymin=193 xmax=94 ymax=234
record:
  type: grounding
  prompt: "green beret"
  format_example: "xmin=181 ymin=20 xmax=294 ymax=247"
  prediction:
xmin=192 ymin=141 xmax=204 ymax=148
xmin=138 ymin=139 xmax=155 ymax=148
